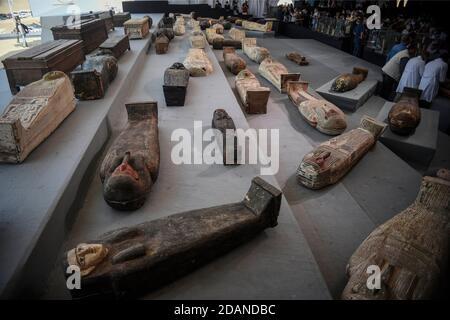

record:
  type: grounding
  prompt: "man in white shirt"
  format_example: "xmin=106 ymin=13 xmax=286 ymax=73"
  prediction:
xmin=396 ymin=49 xmax=427 ymax=96
xmin=419 ymin=52 xmax=448 ymax=108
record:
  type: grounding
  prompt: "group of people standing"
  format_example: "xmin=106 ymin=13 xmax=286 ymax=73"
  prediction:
xmin=215 ymin=0 xmax=249 ymax=16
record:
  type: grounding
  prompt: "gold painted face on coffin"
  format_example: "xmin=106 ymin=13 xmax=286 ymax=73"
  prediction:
xmin=67 ymin=243 xmax=108 ymax=276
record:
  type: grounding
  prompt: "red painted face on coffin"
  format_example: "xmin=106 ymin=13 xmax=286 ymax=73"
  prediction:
xmin=112 ymin=156 xmax=139 ymax=181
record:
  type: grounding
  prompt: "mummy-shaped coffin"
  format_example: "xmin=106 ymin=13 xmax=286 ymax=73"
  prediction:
xmin=242 ymin=38 xmax=270 ymax=64
xmin=242 ymin=20 xmax=273 ymax=32
xmin=388 ymin=87 xmax=421 ymax=135
xmin=100 ymin=102 xmax=159 ymax=211
xmin=158 ymin=16 xmax=174 ymax=29
xmin=229 ymin=28 xmax=246 ymax=42
xmin=212 ymin=109 xmax=238 ymax=165
xmin=342 ymin=169 xmax=450 ymax=300
xmin=206 ymin=28 xmax=224 ymax=45
xmin=286 ymin=52 xmax=309 ymax=66
xmin=297 ymin=116 xmax=386 ymax=189
xmin=64 ymin=177 xmax=281 ymax=299
xmin=155 ymin=34 xmax=169 ymax=54
xmin=183 ymin=48 xmax=213 ymax=77
xmin=212 ymin=38 xmax=242 ymax=50
xmin=71 ymin=54 xmax=118 ymax=100
xmin=155 ymin=28 xmax=175 ymax=41
xmin=223 ymin=47 xmax=246 ymax=75
xmin=211 ymin=23 xmax=224 ymax=34
xmin=189 ymin=31 xmax=206 ymax=48
xmin=258 ymin=57 xmax=300 ymax=93
xmin=235 ymin=69 xmax=270 ymax=114
xmin=331 ymin=67 xmax=368 ymax=92
xmin=173 ymin=20 xmax=186 ymax=36
xmin=0 ymin=71 xmax=76 ymax=163
xmin=163 ymin=63 xmax=190 ymax=106
xmin=287 ymin=81 xmax=346 ymax=135
xmin=124 ymin=17 xmax=150 ymax=39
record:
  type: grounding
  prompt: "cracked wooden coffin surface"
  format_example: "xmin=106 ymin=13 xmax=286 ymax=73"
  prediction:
xmin=223 ymin=47 xmax=246 ymax=75
xmin=189 ymin=31 xmax=206 ymax=49
xmin=297 ymin=116 xmax=386 ymax=189
xmin=235 ymin=69 xmax=270 ymax=114
xmin=229 ymin=28 xmax=246 ymax=42
xmin=286 ymin=52 xmax=309 ymax=66
xmin=100 ymin=102 xmax=159 ymax=211
xmin=258 ymin=57 xmax=300 ymax=93
xmin=212 ymin=109 xmax=238 ymax=165
xmin=388 ymin=87 xmax=422 ymax=135
xmin=330 ymin=67 xmax=368 ymax=92
xmin=64 ymin=177 xmax=281 ymax=299
xmin=342 ymin=169 xmax=450 ymax=300
xmin=287 ymin=81 xmax=346 ymax=135
xmin=205 ymin=28 xmax=224 ymax=45
xmin=212 ymin=38 xmax=242 ymax=50
xmin=163 ymin=63 xmax=190 ymax=106
xmin=242 ymin=38 xmax=271 ymax=64
xmin=242 ymin=20 xmax=273 ymax=32
xmin=155 ymin=35 xmax=170 ymax=54
xmin=124 ymin=17 xmax=150 ymax=39
xmin=71 ymin=54 xmax=118 ymax=100
xmin=183 ymin=48 xmax=213 ymax=77
xmin=0 ymin=71 xmax=76 ymax=163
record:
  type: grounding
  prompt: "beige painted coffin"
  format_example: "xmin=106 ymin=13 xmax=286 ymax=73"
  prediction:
xmin=173 ymin=22 xmax=186 ymax=36
xmin=206 ymin=28 xmax=224 ymax=45
xmin=0 ymin=71 xmax=76 ymax=163
xmin=229 ymin=28 xmax=246 ymax=42
xmin=183 ymin=48 xmax=213 ymax=77
xmin=190 ymin=31 xmax=206 ymax=49
xmin=242 ymin=20 xmax=273 ymax=32
xmin=242 ymin=38 xmax=270 ymax=64
xmin=258 ymin=57 xmax=300 ymax=93
xmin=287 ymin=81 xmax=347 ymax=135
xmin=124 ymin=17 xmax=150 ymax=39
xmin=211 ymin=23 xmax=224 ymax=34
xmin=235 ymin=69 xmax=270 ymax=114
xmin=223 ymin=47 xmax=246 ymax=75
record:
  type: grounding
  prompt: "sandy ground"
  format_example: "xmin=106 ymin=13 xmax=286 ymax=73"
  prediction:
xmin=0 ymin=16 xmax=41 ymax=34
xmin=0 ymin=37 xmax=42 ymax=68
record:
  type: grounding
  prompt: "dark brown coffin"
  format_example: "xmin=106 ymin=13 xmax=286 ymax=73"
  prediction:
xmin=113 ymin=12 xmax=131 ymax=27
xmin=212 ymin=38 xmax=242 ymax=50
xmin=2 ymin=39 xmax=85 ymax=94
xmin=163 ymin=63 xmax=190 ymax=106
xmin=99 ymin=35 xmax=131 ymax=59
xmin=51 ymin=19 xmax=108 ymax=54
xmin=212 ymin=109 xmax=238 ymax=165
xmin=155 ymin=35 xmax=169 ymax=54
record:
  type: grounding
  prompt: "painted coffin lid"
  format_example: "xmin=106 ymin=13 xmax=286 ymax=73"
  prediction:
xmin=100 ymin=102 xmax=160 ymax=211
xmin=287 ymin=81 xmax=346 ymax=135
xmin=173 ymin=22 xmax=186 ymax=36
xmin=212 ymin=109 xmax=238 ymax=165
xmin=163 ymin=63 xmax=190 ymax=107
xmin=258 ymin=57 xmax=300 ymax=93
xmin=242 ymin=20 xmax=273 ymax=32
xmin=211 ymin=23 xmax=224 ymax=34
xmin=223 ymin=47 xmax=246 ymax=75
xmin=183 ymin=48 xmax=213 ymax=77
xmin=155 ymin=35 xmax=169 ymax=54
xmin=342 ymin=169 xmax=450 ymax=300
xmin=242 ymin=38 xmax=270 ymax=64
xmin=124 ymin=17 xmax=150 ymax=39
xmin=235 ymin=69 xmax=270 ymax=114
xmin=297 ymin=116 xmax=386 ymax=189
xmin=286 ymin=52 xmax=309 ymax=66
xmin=0 ymin=71 xmax=76 ymax=163
xmin=206 ymin=28 xmax=224 ymax=44
xmin=189 ymin=31 xmax=206 ymax=49
xmin=330 ymin=67 xmax=368 ymax=92
xmin=229 ymin=28 xmax=246 ymax=42
xmin=388 ymin=87 xmax=422 ymax=135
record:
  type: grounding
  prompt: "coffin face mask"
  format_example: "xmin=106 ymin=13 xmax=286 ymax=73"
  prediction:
xmin=67 ymin=243 xmax=108 ymax=276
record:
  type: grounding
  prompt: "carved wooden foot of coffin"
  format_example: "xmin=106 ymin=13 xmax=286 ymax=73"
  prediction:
xmin=64 ymin=177 xmax=282 ymax=299
xmin=242 ymin=38 xmax=271 ymax=64
xmin=297 ymin=116 xmax=386 ymax=189
xmin=342 ymin=169 xmax=450 ymax=300
xmin=212 ymin=38 xmax=242 ymax=50
xmin=229 ymin=28 xmax=246 ymax=42
xmin=331 ymin=67 xmax=368 ymax=93
xmin=155 ymin=28 xmax=175 ymax=41
xmin=183 ymin=48 xmax=213 ymax=77
xmin=286 ymin=52 xmax=309 ymax=66
xmin=235 ymin=69 xmax=270 ymax=114
xmin=388 ymin=87 xmax=422 ymax=135
xmin=223 ymin=47 xmax=246 ymax=75
xmin=0 ymin=71 xmax=76 ymax=163
xmin=258 ymin=57 xmax=300 ymax=93
xmin=212 ymin=109 xmax=238 ymax=165
xmin=287 ymin=81 xmax=346 ymax=135
xmin=155 ymin=35 xmax=170 ymax=54
xmin=71 ymin=54 xmax=118 ymax=100
xmin=124 ymin=17 xmax=150 ymax=39
xmin=163 ymin=63 xmax=190 ymax=106
xmin=189 ymin=31 xmax=206 ymax=49
xmin=100 ymin=102 xmax=160 ymax=211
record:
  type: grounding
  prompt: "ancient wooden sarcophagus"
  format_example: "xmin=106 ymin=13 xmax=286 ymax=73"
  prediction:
xmin=242 ymin=20 xmax=273 ymax=32
xmin=211 ymin=23 xmax=224 ymax=34
xmin=388 ymin=87 xmax=422 ymax=135
xmin=64 ymin=177 xmax=281 ymax=299
xmin=183 ymin=49 xmax=213 ymax=77
xmin=155 ymin=35 xmax=169 ymax=54
xmin=113 ymin=12 xmax=131 ymax=27
xmin=99 ymin=35 xmax=131 ymax=59
xmin=124 ymin=17 xmax=150 ymax=39
xmin=331 ymin=67 xmax=368 ymax=92
xmin=342 ymin=169 xmax=450 ymax=300
xmin=242 ymin=38 xmax=270 ymax=64
xmin=189 ymin=31 xmax=206 ymax=49
xmin=258 ymin=57 xmax=300 ymax=93
xmin=297 ymin=116 xmax=386 ymax=189
xmin=223 ymin=21 xmax=232 ymax=30
xmin=158 ymin=16 xmax=174 ymax=29
xmin=212 ymin=38 xmax=242 ymax=50
xmin=212 ymin=109 xmax=238 ymax=165
xmin=71 ymin=54 xmax=118 ymax=100
xmin=155 ymin=28 xmax=174 ymax=41
xmin=286 ymin=52 xmax=309 ymax=66
xmin=100 ymin=102 xmax=159 ymax=211
xmin=235 ymin=19 xmax=243 ymax=26
xmin=163 ymin=63 xmax=190 ymax=106
xmin=206 ymin=28 xmax=224 ymax=45
xmin=0 ymin=71 xmax=76 ymax=163
xmin=287 ymin=81 xmax=346 ymax=135
xmin=173 ymin=21 xmax=186 ymax=36
xmin=235 ymin=69 xmax=270 ymax=114
xmin=200 ymin=20 xmax=210 ymax=30
xmin=229 ymin=28 xmax=246 ymax=42
xmin=223 ymin=47 xmax=246 ymax=75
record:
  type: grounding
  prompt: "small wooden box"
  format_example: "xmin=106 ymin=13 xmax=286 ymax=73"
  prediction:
xmin=124 ymin=18 xmax=150 ymax=39
xmin=51 ymin=19 xmax=108 ymax=54
xmin=2 ymin=39 xmax=85 ymax=94
xmin=113 ymin=12 xmax=131 ymax=27
xmin=99 ymin=35 xmax=131 ymax=59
